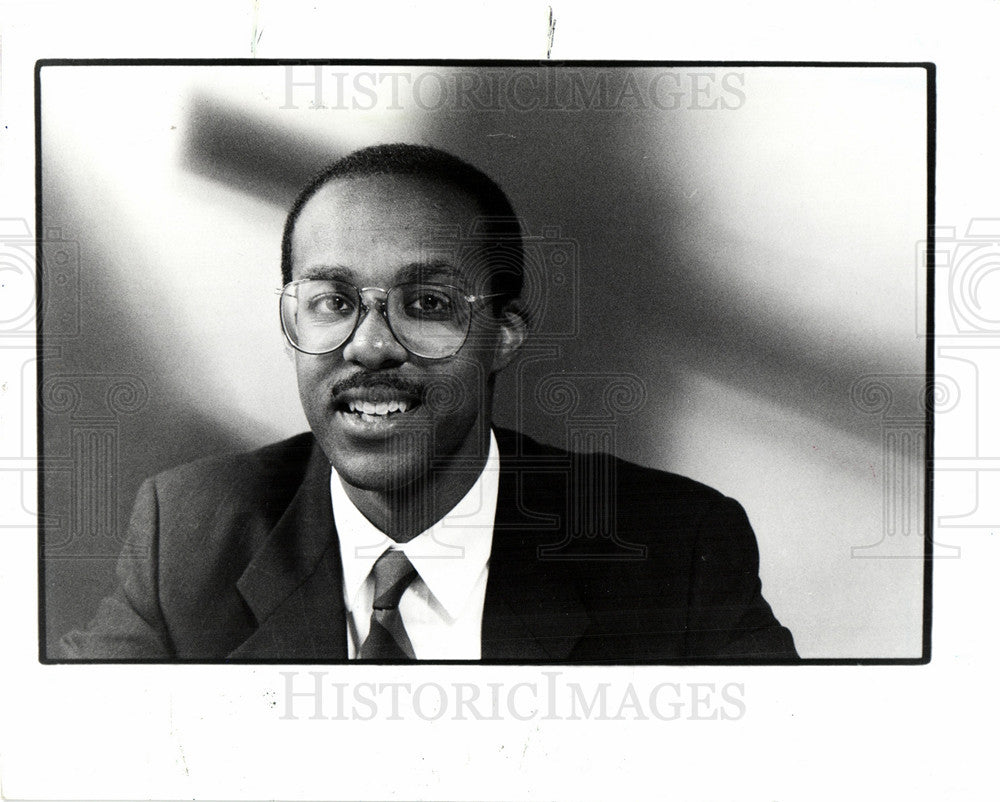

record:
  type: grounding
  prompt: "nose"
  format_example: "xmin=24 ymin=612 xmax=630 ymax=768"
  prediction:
xmin=341 ymin=300 xmax=409 ymax=369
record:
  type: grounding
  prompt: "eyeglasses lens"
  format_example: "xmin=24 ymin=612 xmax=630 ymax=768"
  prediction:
xmin=280 ymin=280 xmax=472 ymax=358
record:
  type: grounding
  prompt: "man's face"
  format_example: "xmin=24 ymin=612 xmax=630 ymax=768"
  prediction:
xmin=288 ymin=174 xmax=524 ymax=492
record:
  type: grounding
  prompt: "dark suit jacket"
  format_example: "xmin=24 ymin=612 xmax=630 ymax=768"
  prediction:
xmin=57 ymin=428 xmax=797 ymax=662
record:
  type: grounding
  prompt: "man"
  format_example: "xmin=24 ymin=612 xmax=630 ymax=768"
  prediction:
xmin=58 ymin=143 xmax=797 ymax=661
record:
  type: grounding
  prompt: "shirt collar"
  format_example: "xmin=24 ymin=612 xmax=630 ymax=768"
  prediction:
xmin=331 ymin=429 xmax=499 ymax=620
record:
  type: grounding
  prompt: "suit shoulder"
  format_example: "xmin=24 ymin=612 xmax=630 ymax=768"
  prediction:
xmin=496 ymin=426 xmax=728 ymax=502
xmin=150 ymin=432 xmax=316 ymax=500
xmin=137 ymin=432 xmax=319 ymax=564
xmin=613 ymin=452 xmax=729 ymax=504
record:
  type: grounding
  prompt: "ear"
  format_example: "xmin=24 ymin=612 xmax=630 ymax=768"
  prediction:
xmin=491 ymin=298 xmax=529 ymax=373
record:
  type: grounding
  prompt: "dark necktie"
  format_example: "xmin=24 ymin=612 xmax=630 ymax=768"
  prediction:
xmin=357 ymin=549 xmax=418 ymax=660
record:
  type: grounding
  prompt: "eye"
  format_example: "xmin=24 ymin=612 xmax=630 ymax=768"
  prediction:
xmin=404 ymin=288 xmax=456 ymax=319
xmin=417 ymin=293 xmax=451 ymax=312
xmin=307 ymin=292 xmax=356 ymax=317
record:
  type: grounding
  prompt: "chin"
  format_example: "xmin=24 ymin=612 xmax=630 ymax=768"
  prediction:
xmin=312 ymin=403 xmax=490 ymax=494
xmin=327 ymin=452 xmax=426 ymax=494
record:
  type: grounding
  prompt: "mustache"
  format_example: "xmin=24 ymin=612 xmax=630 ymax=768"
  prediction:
xmin=330 ymin=373 xmax=426 ymax=399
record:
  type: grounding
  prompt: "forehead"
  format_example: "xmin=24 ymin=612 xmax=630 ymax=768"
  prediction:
xmin=290 ymin=174 xmax=485 ymax=285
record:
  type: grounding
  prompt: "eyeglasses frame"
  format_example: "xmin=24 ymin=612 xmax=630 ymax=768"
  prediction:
xmin=278 ymin=278 xmax=505 ymax=359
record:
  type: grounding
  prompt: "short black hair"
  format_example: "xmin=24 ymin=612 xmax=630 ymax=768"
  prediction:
xmin=280 ymin=143 xmax=524 ymax=309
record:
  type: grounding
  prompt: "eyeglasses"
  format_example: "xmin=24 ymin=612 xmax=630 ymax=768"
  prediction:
xmin=279 ymin=278 xmax=503 ymax=359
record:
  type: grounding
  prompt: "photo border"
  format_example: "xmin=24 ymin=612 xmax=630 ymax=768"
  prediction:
xmin=34 ymin=58 xmax=936 ymax=667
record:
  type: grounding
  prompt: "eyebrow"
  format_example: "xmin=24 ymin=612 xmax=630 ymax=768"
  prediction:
xmin=297 ymin=264 xmax=354 ymax=281
xmin=298 ymin=260 xmax=462 ymax=284
xmin=396 ymin=260 xmax=461 ymax=283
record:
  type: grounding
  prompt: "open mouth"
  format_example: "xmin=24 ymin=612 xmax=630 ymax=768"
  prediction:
xmin=343 ymin=397 xmax=419 ymax=423
xmin=333 ymin=386 xmax=424 ymax=426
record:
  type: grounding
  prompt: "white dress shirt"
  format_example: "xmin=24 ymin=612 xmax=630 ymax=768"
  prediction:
xmin=331 ymin=430 xmax=500 ymax=660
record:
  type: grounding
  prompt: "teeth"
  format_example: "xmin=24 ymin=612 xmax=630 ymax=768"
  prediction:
xmin=346 ymin=399 xmax=412 ymax=415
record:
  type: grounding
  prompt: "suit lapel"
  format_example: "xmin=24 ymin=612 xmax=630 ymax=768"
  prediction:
xmin=231 ymin=442 xmax=348 ymax=660
xmin=230 ymin=429 xmax=592 ymax=661
xmin=481 ymin=432 xmax=592 ymax=660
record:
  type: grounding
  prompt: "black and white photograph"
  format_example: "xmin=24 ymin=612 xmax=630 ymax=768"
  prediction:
xmin=38 ymin=62 xmax=928 ymax=662
xmin=3 ymin=2 xmax=996 ymax=798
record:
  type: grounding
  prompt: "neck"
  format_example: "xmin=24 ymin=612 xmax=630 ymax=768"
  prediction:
xmin=343 ymin=428 xmax=492 ymax=543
